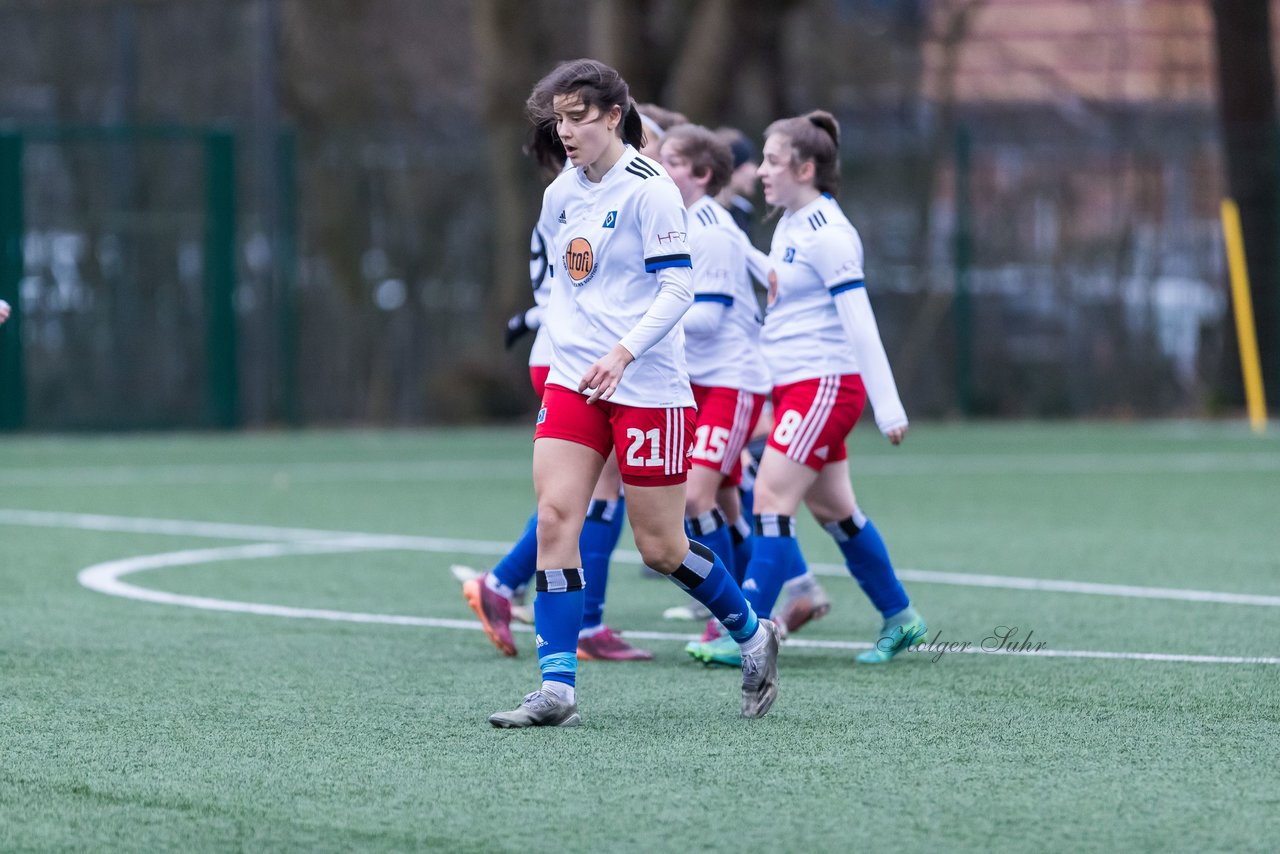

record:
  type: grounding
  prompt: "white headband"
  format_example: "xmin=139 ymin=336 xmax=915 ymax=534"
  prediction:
xmin=639 ymin=113 xmax=664 ymax=141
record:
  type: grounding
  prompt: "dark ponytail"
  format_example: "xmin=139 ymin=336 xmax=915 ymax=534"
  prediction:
xmin=620 ymin=100 xmax=645 ymax=152
xmin=524 ymin=120 xmax=567 ymax=181
xmin=764 ymin=109 xmax=841 ymax=197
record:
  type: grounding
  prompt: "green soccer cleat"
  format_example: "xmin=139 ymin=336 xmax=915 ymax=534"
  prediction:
xmin=685 ymin=631 xmax=742 ymax=668
xmin=855 ymin=606 xmax=927 ymax=664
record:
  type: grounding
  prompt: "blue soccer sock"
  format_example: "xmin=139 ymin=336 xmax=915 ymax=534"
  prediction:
xmin=581 ymin=497 xmax=623 ymax=631
xmin=728 ymin=515 xmax=752 ymax=586
xmin=490 ymin=510 xmax=539 ymax=596
xmin=823 ymin=510 xmax=909 ymax=618
xmin=534 ymin=568 xmax=585 ymax=687
xmin=740 ymin=514 xmax=802 ymax=619
xmin=669 ymin=541 xmax=760 ymax=643
xmin=686 ymin=507 xmax=734 ymax=582
xmin=783 ymin=542 xmax=810 ymax=582
xmin=738 ymin=436 xmax=765 ymax=519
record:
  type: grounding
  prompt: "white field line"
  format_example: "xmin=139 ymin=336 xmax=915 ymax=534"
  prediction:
xmin=7 ymin=508 xmax=1280 ymax=608
xmin=74 ymin=538 xmax=1280 ymax=667
xmin=0 ymin=459 xmax=530 ymax=486
xmin=2 ymin=450 xmax=1280 ymax=486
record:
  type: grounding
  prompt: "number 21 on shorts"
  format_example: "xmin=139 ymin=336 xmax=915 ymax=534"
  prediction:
xmin=625 ymin=427 xmax=663 ymax=467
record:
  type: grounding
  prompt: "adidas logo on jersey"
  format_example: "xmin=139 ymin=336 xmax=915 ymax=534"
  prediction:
xmin=558 ymin=210 xmax=567 ymax=224
xmin=743 ymin=579 xmax=759 ymax=591
xmin=624 ymin=158 xmax=659 ymax=180
xmin=536 ymin=634 xmax=548 ymax=648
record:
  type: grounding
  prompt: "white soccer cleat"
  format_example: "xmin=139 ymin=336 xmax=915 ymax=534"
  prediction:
xmin=741 ymin=620 xmax=781 ymax=719
xmin=450 ymin=564 xmax=483 ymax=584
xmin=488 ymin=690 xmax=581 ymax=728
xmin=662 ymin=603 xmax=712 ymax=621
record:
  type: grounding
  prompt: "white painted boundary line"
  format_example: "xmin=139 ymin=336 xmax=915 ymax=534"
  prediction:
xmin=0 ymin=459 xmax=530 ymax=487
xmin=7 ymin=508 xmax=1280 ymax=608
xmin=889 ymin=568 xmax=1280 ymax=607
xmin=75 ymin=538 xmax=1280 ymax=666
xmin=2 ymin=449 xmax=1279 ymax=487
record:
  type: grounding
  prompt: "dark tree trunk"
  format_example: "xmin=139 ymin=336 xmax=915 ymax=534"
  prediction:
xmin=472 ymin=0 xmax=542 ymax=329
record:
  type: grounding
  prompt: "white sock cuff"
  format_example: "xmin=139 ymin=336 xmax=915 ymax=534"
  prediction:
xmin=541 ymin=680 xmax=575 ymax=705
xmin=688 ymin=508 xmax=727 ymax=535
xmin=485 ymin=573 xmax=515 ymax=600
xmin=738 ymin=621 xmax=769 ymax=655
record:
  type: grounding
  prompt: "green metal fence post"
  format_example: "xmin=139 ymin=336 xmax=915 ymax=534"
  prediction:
xmin=204 ymin=130 xmax=239 ymax=429
xmin=276 ymin=127 xmax=299 ymax=426
xmin=954 ymin=125 xmax=974 ymax=416
xmin=0 ymin=132 xmax=25 ymax=431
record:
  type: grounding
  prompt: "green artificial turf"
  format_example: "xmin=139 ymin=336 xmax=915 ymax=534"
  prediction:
xmin=1 ymin=422 xmax=1278 ymax=851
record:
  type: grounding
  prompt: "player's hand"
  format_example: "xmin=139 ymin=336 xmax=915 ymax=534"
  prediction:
xmin=767 ymin=270 xmax=778 ymax=307
xmin=504 ymin=311 xmax=532 ymax=349
xmin=0 ymin=299 xmax=10 ymax=325
xmin=579 ymin=344 xmax=635 ymax=404
xmin=884 ymin=425 xmax=908 ymax=446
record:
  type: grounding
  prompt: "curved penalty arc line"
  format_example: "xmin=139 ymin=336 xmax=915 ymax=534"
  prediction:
xmin=75 ymin=539 xmax=1280 ymax=667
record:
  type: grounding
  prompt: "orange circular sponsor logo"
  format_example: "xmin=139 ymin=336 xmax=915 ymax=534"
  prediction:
xmin=564 ymin=237 xmax=595 ymax=284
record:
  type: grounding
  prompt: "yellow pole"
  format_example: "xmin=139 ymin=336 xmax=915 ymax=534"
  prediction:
xmin=1220 ymin=198 xmax=1268 ymax=434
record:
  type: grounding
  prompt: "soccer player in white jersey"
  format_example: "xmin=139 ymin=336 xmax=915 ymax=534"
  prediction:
xmin=686 ymin=110 xmax=927 ymax=667
xmin=487 ymin=59 xmax=780 ymax=729
xmin=657 ymin=125 xmax=771 ymax=640
xmin=460 ymin=125 xmax=653 ymax=663
xmin=710 ymin=125 xmax=836 ymax=640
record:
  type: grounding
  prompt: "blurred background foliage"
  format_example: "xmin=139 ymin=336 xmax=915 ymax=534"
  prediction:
xmin=0 ymin=0 xmax=1275 ymax=427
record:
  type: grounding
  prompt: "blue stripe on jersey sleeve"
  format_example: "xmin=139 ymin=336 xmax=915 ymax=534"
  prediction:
xmin=828 ymin=279 xmax=865 ymax=297
xmin=693 ymin=293 xmax=734 ymax=306
xmin=645 ymin=253 xmax=693 ymax=272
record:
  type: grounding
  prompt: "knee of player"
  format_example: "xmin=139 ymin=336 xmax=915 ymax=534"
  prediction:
xmin=751 ymin=478 xmax=795 ymax=516
xmin=535 ymin=499 xmax=579 ymax=537
xmin=683 ymin=487 xmax=717 ymax=518
xmin=804 ymin=496 xmax=854 ymax=526
xmin=632 ymin=533 xmax=686 ymax=575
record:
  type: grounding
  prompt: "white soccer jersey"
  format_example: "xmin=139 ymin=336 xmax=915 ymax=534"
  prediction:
xmin=539 ymin=147 xmax=695 ymax=408
xmin=528 ymin=160 xmax=576 ymax=368
xmin=760 ymin=194 xmax=867 ymax=384
xmin=759 ymin=194 xmax=908 ymax=431
xmin=528 ymin=221 xmax=554 ymax=367
xmin=683 ymin=195 xmax=770 ymax=394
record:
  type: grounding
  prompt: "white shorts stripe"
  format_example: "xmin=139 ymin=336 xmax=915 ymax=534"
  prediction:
xmin=797 ymin=377 xmax=840 ymax=462
xmin=788 ymin=376 xmax=839 ymax=463
xmin=803 ymin=378 xmax=834 ymax=463
xmin=664 ymin=408 xmax=673 ymax=476
xmin=677 ymin=407 xmax=686 ymax=474
xmin=721 ymin=391 xmax=753 ymax=475
xmin=788 ymin=376 xmax=837 ymax=463
xmin=666 ymin=408 xmax=673 ymax=475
